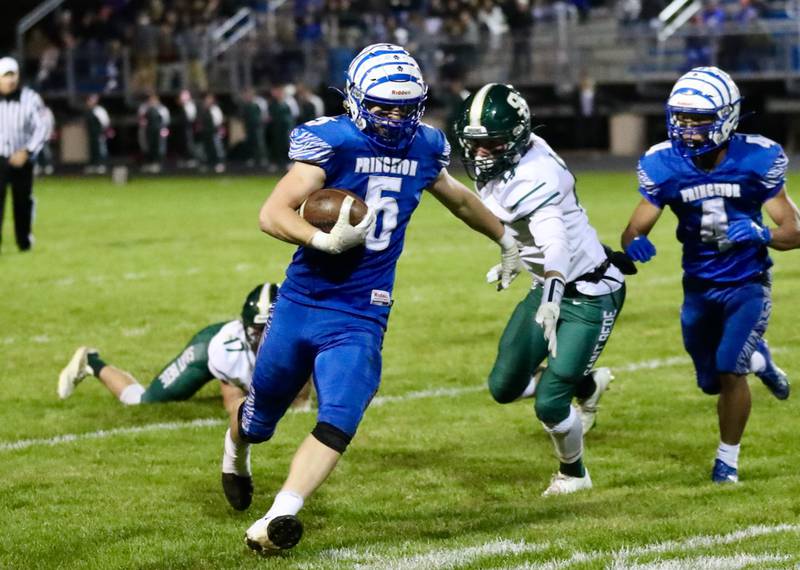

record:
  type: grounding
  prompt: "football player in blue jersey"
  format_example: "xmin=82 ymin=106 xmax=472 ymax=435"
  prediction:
xmin=220 ymin=44 xmax=524 ymax=552
xmin=620 ymin=67 xmax=800 ymax=484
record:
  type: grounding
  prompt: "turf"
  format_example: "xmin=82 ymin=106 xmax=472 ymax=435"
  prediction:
xmin=1 ymin=173 xmax=799 ymax=569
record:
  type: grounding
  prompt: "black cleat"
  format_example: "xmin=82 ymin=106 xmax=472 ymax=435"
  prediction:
xmin=245 ymin=514 xmax=304 ymax=552
xmin=221 ymin=473 xmax=253 ymax=511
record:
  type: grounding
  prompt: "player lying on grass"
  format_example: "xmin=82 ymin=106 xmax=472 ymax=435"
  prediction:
xmin=621 ymin=67 xmax=800 ymax=484
xmin=58 ymin=281 xmax=311 ymax=417
xmin=455 ymin=83 xmax=629 ymax=496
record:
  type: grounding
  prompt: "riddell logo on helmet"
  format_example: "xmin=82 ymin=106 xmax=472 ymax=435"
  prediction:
xmin=392 ymin=90 xmax=411 ymax=95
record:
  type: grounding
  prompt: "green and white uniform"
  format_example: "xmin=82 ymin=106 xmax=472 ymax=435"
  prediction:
xmin=479 ymin=133 xmax=625 ymax=424
xmin=142 ymin=320 xmax=255 ymax=402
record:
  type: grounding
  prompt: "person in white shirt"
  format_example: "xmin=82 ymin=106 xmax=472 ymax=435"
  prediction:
xmin=455 ymin=83 xmax=631 ymax=496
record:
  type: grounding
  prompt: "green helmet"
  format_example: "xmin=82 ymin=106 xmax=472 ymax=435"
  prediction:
xmin=454 ymin=83 xmax=532 ymax=183
xmin=241 ymin=282 xmax=279 ymax=328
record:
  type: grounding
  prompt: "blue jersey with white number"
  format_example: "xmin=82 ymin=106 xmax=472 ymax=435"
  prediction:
xmin=637 ymin=134 xmax=787 ymax=282
xmin=280 ymin=115 xmax=450 ymax=327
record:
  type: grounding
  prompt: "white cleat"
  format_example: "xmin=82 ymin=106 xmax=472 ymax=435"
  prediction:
xmin=58 ymin=347 xmax=94 ymax=400
xmin=542 ymin=469 xmax=593 ymax=496
xmin=577 ymin=367 xmax=614 ymax=435
xmin=245 ymin=514 xmax=303 ymax=553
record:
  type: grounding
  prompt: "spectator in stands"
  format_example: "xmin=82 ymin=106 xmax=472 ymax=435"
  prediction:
xmin=198 ymin=92 xmax=226 ymax=173
xmin=138 ymin=92 xmax=170 ymax=173
xmin=504 ymin=0 xmax=535 ymax=78
xmin=131 ymin=13 xmax=160 ymax=93
xmin=241 ymin=87 xmax=269 ymax=168
xmin=176 ymin=16 xmax=209 ymax=92
xmin=85 ymin=94 xmax=111 ymax=175
xmin=720 ymin=0 xmax=769 ymax=71
xmin=158 ymin=11 xmax=183 ymax=91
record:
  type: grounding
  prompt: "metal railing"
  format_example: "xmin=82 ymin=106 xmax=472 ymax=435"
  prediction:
xmin=28 ymin=15 xmax=800 ymax=102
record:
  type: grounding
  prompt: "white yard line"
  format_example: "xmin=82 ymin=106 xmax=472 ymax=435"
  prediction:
xmin=509 ymin=523 xmax=800 ymax=570
xmin=0 ymin=386 xmax=482 ymax=453
xmin=315 ymin=524 xmax=799 ymax=570
xmin=0 ymin=350 xmax=789 ymax=453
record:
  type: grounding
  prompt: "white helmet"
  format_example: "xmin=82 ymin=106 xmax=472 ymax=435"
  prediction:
xmin=666 ymin=67 xmax=741 ymax=156
xmin=344 ymin=43 xmax=427 ymax=149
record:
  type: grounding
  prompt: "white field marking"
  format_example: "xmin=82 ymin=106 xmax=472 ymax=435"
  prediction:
xmin=0 ymin=349 xmax=791 ymax=453
xmin=307 ymin=524 xmax=799 ymax=570
xmin=2 ymin=337 xmax=16 ymax=345
xmin=49 ymin=266 xmax=206 ymax=288
xmin=31 ymin=335 xmax=51 ymax=344
xmin=508 ymin=523 xmax=800 ymax=570
xmin=0 ymin=386 xmax=484 ymax=453
xmin=0 ymin=418 xmax=225 ymax=452
xmin=609 ymin=554 xmax=790 ymax=570
xmin=312 ymin=539 xmax=550 ymax=570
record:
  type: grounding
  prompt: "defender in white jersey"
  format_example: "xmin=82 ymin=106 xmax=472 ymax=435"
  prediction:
xmin=456 ymin=84 xmax=629 ymax=496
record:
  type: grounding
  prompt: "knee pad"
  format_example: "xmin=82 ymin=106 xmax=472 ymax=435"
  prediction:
xmin=237 ymin=402 xmax=274 ymax=444
xmin=311 ymin=421 xmax=352 ymax=454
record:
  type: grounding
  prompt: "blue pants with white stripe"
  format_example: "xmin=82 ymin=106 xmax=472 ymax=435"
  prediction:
xmin=681 ymin=274 xmax=771 ymax=394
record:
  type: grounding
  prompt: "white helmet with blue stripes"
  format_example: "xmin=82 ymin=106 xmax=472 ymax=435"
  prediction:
xmin=666 ymin=66 xmax=741 ymax=157
xmin=345 ymin=43 xmax=427 ymax=149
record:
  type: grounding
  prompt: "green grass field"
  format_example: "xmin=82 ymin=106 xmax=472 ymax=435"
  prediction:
xmin=1 ymin=173 xmax=799 ymax=569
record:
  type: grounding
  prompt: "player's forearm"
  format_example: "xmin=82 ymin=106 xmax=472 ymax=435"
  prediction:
xmin=259 ymin=203 xmax=318 ymax=246
xmin=453 ymin=197 xmax=505 ymax=242
xmin=768 ymin=220 xmax=800 ymax=250
xmin=620 ymin=224 xmax=642 ymax=249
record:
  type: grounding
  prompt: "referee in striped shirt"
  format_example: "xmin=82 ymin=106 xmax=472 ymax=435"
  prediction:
xmin=0 ymin=56 xmax=51 ymax=253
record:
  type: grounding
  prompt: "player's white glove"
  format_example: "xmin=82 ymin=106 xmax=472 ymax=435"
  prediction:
xmin=534 ymin=275 xmax=565 ymax=358
xmin=309 ymin=196 xmax=376 ymax=254
xmin=535 ymin=302 xmax=560 ymax=358
xmin=487 ymin=228 xmax=525 ymax=291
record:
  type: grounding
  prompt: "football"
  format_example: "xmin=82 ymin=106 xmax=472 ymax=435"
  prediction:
xmin=300 ymin=188 xmax=368 ymax=233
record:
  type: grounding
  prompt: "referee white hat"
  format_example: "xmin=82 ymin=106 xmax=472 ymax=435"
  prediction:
xmin=0 ymin=57 xmax=19 ymax=76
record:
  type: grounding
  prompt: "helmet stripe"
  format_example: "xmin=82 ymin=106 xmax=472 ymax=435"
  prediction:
xmin=256 ymin=282 xmax=272 ymax=319
xmin=694 ymin=68 xmax=732 ymax=100
xmin=469 ymin=83 xmax=495 ymax=127
xmin=357 ymin=62 xmax=420 ymax=89
xmin=350 ymin=47 xmax=409 ymax=81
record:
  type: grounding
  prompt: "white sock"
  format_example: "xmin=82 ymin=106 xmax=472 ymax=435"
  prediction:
xmin=265 ymin=490 xmax=304 ymax=519
xmin=221 ymin=428 xmax=251 ymax=476
xmin=518 ymin=376 xmax=538 ymax=400
xmin=750 ymin=350 xmax=766 ymax=374
xmin=542 ymin=406 xmax=583 ymax=464
xmin=717 ymin=442 xmax=740 ymax=469
xmin=119 ymin=383 xmax=145 ymax=405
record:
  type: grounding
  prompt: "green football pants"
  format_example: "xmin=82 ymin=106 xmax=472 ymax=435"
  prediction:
xmin=140 ymin=322 xmax=224 ymax=403
xmin=488 ymin=284 xmax=625 ymax=424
